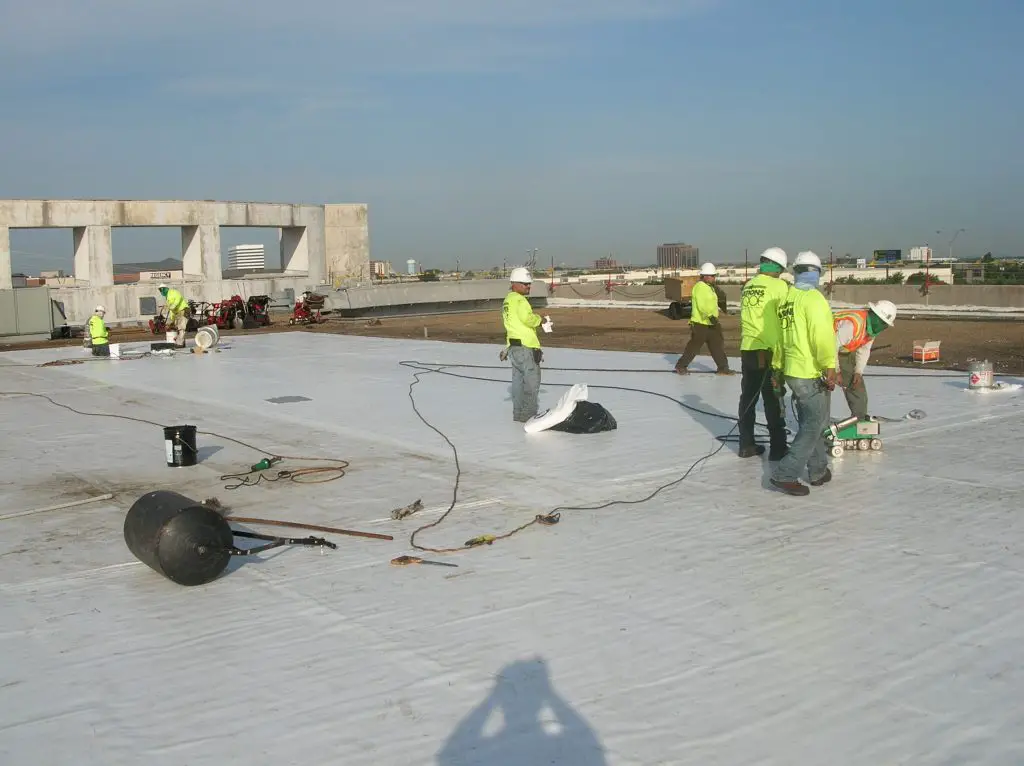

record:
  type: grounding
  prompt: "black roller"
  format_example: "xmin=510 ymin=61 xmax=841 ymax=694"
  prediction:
xmin=123 ymin=490 xmax=234 ymax=586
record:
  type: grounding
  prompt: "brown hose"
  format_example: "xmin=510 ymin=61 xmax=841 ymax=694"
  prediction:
xmin=227 ymin=516 xmax=393 ymax=541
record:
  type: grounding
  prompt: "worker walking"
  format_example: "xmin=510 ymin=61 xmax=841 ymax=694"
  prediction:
xmin=158 ymin=284 xmax=189 ymax=347
xmin=674 ymin=262 xmax=734 ymax=375
xmin=88 ymin=305 xmax=110 ymax=357
xmin=737 ymin=248 xmax=790 ymax=459
xmin=769 ymin=251 xmax=836 ymax=496
xmin=501 ymin=267 xmax=547 ymax=422
xmin=834 ymin=300 xmax=897 ymax=420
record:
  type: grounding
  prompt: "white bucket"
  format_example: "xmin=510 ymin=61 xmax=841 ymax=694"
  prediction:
xmin=968 ymin=360 xmax=993 ymax=389
xmin=194 ymin=325 xmax=220 ymax=351
xmin=165 ymin=331 xmax=176 ymax=344
xmin=109 ymin=343 xmax=121 ymax=359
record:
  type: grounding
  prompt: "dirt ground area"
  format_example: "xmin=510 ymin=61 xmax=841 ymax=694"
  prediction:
xmin=4 ymin=308 xmax=1023 ymax=374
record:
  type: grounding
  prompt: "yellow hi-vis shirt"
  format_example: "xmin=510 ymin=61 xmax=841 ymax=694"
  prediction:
xmin=739 ymin=273 xmax=790 ymax=352
xmin=164 ymin=288 xmax=188 ymax=318
xmin=502 ymin=291 xmax=542 ymax=349
xmin=88 ymin=314 xmax=109 ymax=346
xmin=774 ymin=287 xmax=836 ymax=379
xmin=689 ymin=280 xmax=719 ymax=326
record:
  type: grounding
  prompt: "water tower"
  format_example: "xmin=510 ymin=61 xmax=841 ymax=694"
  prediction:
xmin=406 ymin=259 xmax=417 ymax=275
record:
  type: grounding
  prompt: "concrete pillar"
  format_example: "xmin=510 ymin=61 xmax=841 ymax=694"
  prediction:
xmin=181 ymin=225 xmax=222 ymax=282
xmin=0 ymin=225 xmax=11 ymax=289
xmin=72 ymin=225 xmax=113 ymax=286
xmin=279 ymin=227 xmax=309 ymax=274
xmin=324 ymin=204 xmax=370 ymax=287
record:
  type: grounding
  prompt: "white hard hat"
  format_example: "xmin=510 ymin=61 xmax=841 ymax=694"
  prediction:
xmin=94 ymin=305 xmax=106 ymax=314
xmin=699 ymin=262 xmax=717 ymax=276
xmin=158 ymin=283 xmax=168 ymax=290
xmin=759 ymin=247 xmax=787 ymax=269
xmin=509 ymin=267 xmax=533 ymax=284
xmin=793 ymin=251 xmax=822 ymax=270
xmin=869 ymin=299 xmax=897 ymax=326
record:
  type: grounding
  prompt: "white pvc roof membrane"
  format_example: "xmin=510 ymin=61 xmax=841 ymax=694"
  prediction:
xmin=1 ymin=333 xmax=1022 ymax=765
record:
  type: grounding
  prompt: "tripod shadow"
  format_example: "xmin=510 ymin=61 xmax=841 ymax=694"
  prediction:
xmin=437 ymin=658 xmax=607 ymax=766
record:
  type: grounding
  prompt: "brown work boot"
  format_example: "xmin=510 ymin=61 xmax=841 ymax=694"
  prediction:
xmin=716 ymin=369 xmax=736 ymax=376
xmin=738 ymin=445 xmax=765 ymax=458
xmin=770 ymin=479 xmax=810 ymax=496
xmin=809 ymin=468 xmax=832 ymax=486
xmin=674 ymin=367 xmax=689 ymax=375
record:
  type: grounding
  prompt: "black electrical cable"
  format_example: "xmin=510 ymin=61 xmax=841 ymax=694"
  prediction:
xmin=397 ymin=360 xmax=776 ymax=554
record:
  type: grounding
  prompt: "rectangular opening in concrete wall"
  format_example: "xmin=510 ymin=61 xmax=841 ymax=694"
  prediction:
xmin=111 ymin=227 xmax=183 ymax=283
xmin=138 ymin=296 xmax=157 ymax=316
xmin=8 ymin=229 xmax=74 ymax=282
xmin=220 ymin=227 xmax=285 ymax=277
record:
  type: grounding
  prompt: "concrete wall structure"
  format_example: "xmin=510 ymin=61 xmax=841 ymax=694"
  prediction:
xmin=327 ymin=279 xmax=548 ymax=315
xmin=0 ymin=199 xmax=369 ymax=319
xmin=551 ymin=282 xmax=1024 ymax=309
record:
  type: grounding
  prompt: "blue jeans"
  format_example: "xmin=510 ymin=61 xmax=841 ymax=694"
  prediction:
xmin=772 ymin=376 xmax=831 ymax=484
xmin=508 ymin=345 xmax=541 ymax=422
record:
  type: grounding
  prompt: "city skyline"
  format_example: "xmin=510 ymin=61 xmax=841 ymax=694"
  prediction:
xmin=2 ymin=0 xmax=1021 ymax=272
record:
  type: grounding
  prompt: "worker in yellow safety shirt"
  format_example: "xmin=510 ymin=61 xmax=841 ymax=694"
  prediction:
xmin=88 ymin=305 xmax=110 ymax=357
xmin=769 ymin=251 xmax=836 ymax=496
xmin=834 ymin=300 xmax=897 ymax=420
xmin=737 ymin=247 xmax=791 ymax=460
xmin=501 ymin=267 xmax=549 ymax=422
xmin=158 ymin=283 xmax=189 ymax=347
xmin=674 ymin=262 xmax=734 ymax=375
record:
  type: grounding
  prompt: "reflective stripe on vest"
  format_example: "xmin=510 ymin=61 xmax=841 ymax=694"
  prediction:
xmin=834 ymin=309 xmax=870 ymax=354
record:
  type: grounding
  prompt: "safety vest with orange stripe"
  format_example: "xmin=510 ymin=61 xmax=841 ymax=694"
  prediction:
xmin=834 ymin=309 xmax=872 ymax=354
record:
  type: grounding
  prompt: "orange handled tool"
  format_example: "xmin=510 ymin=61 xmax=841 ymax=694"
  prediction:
xmin=391 ymin=555 xmax=458 ymax=568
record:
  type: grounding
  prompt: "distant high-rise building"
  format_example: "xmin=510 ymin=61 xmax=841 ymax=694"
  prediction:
xmin=227 ymin=244 xmax=266 ymax=271
xmin=369 ymin=260 xmax=392 ymax=277
xmin=657 ymin=243 xmax=699 ymax=269
xmin=594 ymin=257 xmax=618 ymax=270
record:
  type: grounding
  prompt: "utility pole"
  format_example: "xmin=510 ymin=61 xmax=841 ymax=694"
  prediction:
xmin=744 ymin=248 xmax=748 ymax=279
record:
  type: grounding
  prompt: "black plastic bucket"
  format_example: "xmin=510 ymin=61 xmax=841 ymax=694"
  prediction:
xmin=123 ymin=490 xmax=234 ymax=586
xmin=163 ymin=425 xmax=197 ymax=467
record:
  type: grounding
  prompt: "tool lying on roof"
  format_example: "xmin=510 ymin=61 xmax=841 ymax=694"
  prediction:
xmin=200 ymin=497 xmax=393 ymax=541
xmin=391 ymin=555 xmax=458 ymax=568
xmin=124 ymin=490 xmax=337 ymax=587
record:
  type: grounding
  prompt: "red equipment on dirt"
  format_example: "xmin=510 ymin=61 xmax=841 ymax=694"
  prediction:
xmin=211 ymin=295 xmax=248 ymax=330
xmin=245 ymin=296 xmax=272 ymax=328
xmin=289 ymin=291 xmax=327 ymax=325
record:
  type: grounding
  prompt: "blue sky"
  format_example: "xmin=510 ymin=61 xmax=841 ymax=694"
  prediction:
xmin=1 ymin=0 xmax=1021 ymax=272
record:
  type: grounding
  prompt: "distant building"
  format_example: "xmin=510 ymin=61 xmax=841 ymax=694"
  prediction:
xmin=228 ymin=244 xmax=266 ymax=271
xmin=594 ymin=257 xmax=618 ymax=270
xmin=657 ymin=243 xmax=699 ymax=269
xmin=369 ymin=260 xmax=392 ymax=277
xmin=908 ymin=246 xmax=933 ymax=262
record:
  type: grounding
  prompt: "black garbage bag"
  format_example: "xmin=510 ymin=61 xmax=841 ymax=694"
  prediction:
xmin=549 ymin=401 xmax=617 ymax=434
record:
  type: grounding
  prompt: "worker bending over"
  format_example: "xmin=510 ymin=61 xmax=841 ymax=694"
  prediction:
xmin=88 ymin=305 xmax=110 ymax=357
xmin=501 ymin=268 xmax=548 ymax=422
xmin=158 ymin=283 xmax=189 ymax=347
xmin=674 ymin=262 xmax=734 ymax=375
xmin=770 ymin=251 xmax=836 ymax=496
xmin=834 ymin=300 xmax=897 ymax=420
xmin=737 ymin=248 xmax=790 ymax=460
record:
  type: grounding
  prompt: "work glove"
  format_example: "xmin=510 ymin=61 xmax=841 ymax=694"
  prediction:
xmin=823 ymin=369 xmax=837 ymax=391
xmin=850 ymin=372 xmax=864 ymax=390
xmin=533 ymin=349 xmax=543 ymax=365
xmin=541 ymin=315 xmax=553 ymax=333
xmin=499 ymin=348 xmax=508 ymax=362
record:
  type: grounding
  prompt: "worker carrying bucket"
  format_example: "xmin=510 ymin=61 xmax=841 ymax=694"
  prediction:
xmin=834 ymin=300 xmax=897 ymax=421
xmin=158 ymin=283 xmax=190 ymax=348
